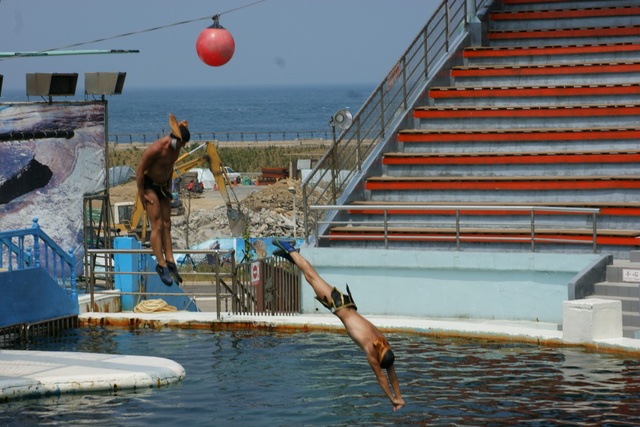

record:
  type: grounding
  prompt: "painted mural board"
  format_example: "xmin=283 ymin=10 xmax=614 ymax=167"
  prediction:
xmin=0 ymin=101 xmax=106 ymax=270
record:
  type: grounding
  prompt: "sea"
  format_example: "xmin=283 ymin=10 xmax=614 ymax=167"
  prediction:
xmin=2 ymin=83 xmax=376 ymax=139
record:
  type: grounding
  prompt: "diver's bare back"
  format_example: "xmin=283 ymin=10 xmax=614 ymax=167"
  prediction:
xmin=337 ymin=308 xmax=384 ymax=350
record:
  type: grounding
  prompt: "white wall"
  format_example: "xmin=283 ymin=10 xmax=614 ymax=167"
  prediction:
xmin=299 ymin=248 xmax=600 ymax=323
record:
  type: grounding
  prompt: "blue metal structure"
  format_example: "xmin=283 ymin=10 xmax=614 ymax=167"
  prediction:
xmin=113 ymin=237 xmax=199 ymax=312
xmin=0 ymin=218 xmax=78 ymax=327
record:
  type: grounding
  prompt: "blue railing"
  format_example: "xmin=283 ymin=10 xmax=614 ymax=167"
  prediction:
xmin=0 ymin=218 xmax=77 ymax=302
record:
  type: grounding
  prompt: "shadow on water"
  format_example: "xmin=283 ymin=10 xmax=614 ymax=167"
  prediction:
xmin=3 ymin=328 xmax=640 ymax=426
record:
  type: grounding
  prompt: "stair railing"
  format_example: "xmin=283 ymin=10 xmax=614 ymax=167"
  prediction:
xmin=0 ymin=218 xmax=77 ymax=302
xmin=302 ymin=0 xmax=472 ymax=244
xmin=309 ymin=204 xmax=601 ymax=253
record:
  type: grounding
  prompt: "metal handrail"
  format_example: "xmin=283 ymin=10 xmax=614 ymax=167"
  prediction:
xmin=309 ymin=204 xmax=601 ymax=253
xmin=85 ymin=248 xmax=300 ymax=317
xmin=301 ymin=0 xmax=469 ymax=243
xmin=111 ymin=130 xmax=330 ymax=145
xmin=86 ymin=247 xmax=236 ymax=319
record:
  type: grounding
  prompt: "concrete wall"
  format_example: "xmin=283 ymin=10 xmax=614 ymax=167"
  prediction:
xmin=300 ymin=248 xmax=600 ymax=323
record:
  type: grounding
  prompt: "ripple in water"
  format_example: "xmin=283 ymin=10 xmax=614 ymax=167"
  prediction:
xmin=2 ymin=328 xmax=640 ymax=426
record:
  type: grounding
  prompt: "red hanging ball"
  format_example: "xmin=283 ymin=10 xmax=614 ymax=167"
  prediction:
xmin=196 ymin=17 xmax=235 ymax=67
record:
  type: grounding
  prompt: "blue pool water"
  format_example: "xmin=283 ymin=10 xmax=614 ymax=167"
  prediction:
xmin=2 ymin=327 xmax=640 ymax=426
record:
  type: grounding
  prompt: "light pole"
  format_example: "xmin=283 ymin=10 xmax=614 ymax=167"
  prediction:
xmin=289 ymin=186 xmax=297 ymax=239
xmin=328 ymin=109 xmax=353 ymax=203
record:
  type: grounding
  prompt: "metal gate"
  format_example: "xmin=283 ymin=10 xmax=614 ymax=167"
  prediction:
xmin=233 ymin=256 xmax=300 ymax=315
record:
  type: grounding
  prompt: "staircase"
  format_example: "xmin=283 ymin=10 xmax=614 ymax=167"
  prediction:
xmin=323 ymin=0 xmax=640 ymax=256
xmin=591 ymin=250 xmax=640 ymax=338
xmin=0 ymin=218 xmax=78 ymax=328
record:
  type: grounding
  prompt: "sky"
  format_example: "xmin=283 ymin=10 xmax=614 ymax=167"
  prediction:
xmin=0 ymin=0 xmax=439 ymax=92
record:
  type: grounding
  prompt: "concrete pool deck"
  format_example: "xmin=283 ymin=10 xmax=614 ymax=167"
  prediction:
xmin=78 ymin=311 xmax=640 ymax=356
xmin=3 ymin=311 xmax=640 ymax=402
xmin=0 ymin=349 xmax=185 ymax=401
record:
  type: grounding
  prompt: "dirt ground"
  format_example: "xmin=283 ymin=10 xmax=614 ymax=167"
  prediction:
xmin=108 ymin=178 xmax=305 ymax=244
xmin=109 ymin=178 xmax=301 ymax=211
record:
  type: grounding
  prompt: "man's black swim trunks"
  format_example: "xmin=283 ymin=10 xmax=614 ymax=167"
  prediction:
xmin=143 ymin=175 xmax=173 ymax=201
xmin=316 ymin=285 xmax=357 ymax=314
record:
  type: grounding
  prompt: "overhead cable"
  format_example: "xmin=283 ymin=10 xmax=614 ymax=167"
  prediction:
xmin=0 ymin=0 xmax=269 ymax=62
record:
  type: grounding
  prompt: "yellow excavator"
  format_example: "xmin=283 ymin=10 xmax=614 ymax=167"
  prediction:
xmin=113 ymin=141 xmax=245 ymax=239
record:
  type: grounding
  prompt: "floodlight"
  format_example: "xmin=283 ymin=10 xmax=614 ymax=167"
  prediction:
xmin=26 ymin=73 xmax=78 ymax=97
xmin=330 ymin=109 xmax=353 ymax=131
xmin=84 ymin=72 xmax=126 ymax=96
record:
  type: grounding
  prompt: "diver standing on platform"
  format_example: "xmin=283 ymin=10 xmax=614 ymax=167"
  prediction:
xmin=136 ymin=114 xmax=190 ymax=286
xmin=272 ymin=239 xmax=405 ymax=411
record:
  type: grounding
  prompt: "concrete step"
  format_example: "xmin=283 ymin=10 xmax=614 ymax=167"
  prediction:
xmin=490 ymin=6 xmax=640 ymax=30
xmin=367 ymin=186 xmax=640 ymax=205
xmin=623 ymin=326 xmax=640 ymax=338
xmin=383 ymin=161 xmax=639 ymax=180
xmin=584 ymin=250 xmax=640 ymax=334
xmin=428 ymin=82 xmax=640 ymax=105
xmin=416 ymin=116 xmax=640 ymax=130
xmin=451 ymin=61 xmax=640 ymax=86
xmin=348 ymin=201 xmax=640 ymax=214
xmin=328 ymin=225 xmax=638 ymax=246
xmin=606 ymin=261 xmax=640 ymax=282
xmin=502 ymin=0 xmax=640 ymax=12
xmin=398 ymin=127 xmax=640 ymax=144
xmin=428 ymin=85 xmax=640 ymax=109
xmin=399 ymin=137 xmax=640 ymax=154
xmin=463 ymin=42 xmax=640 ymax=66
xmin=587 ymin=293 xmax=640 ymax=312
xmin=623 ymin=311 xmax=640 ymax=328
xmin=415 ymin=104 xmax=640 ymax=130
xmin=488 ymin=25 xmax=640 ymax=47
xmin=326 ymin=237 xmax=632 ymax=257
xmin=384 ymin=149 xmax=640 ymax=163
xmin=348 ymin=201 xmax=640 ymax=236
xmin=366 ymin=175 xmax=640 ymax=190
xmin=382 ymin=150 xmax=640 ymax=181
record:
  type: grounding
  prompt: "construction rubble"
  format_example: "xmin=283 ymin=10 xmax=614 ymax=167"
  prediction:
xmin=171 ymin=179 xmax=305 ymax=247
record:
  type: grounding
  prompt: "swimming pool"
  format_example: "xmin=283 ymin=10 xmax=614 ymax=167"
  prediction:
xmin=2 ymin=327 xmax=640 ymax=425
